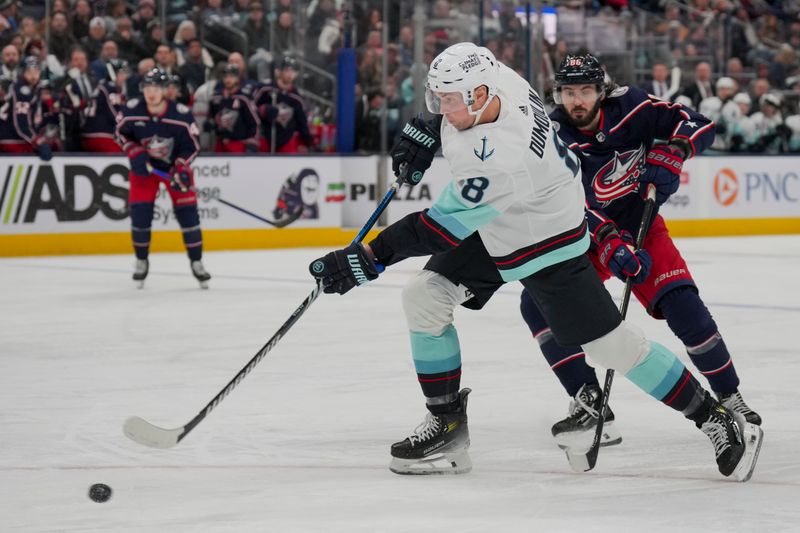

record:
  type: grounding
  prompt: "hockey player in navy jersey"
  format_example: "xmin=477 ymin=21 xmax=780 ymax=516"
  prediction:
xmin=308 ymin=43 xmax=762 ymax=480
xmin=254 ymin=56 xmax=313 ymax=153
xmin=0 ymin=56 xmax=56 ymax=160
xmin=82 ymin=58 xmax=130 ymax=153
xmin=208 ymin=64 xmax=260 ymax=153
xmin=519 ymin=54 xmax=761 ymax=450
xmin=115 ymin=67 xmax=210 ymax=289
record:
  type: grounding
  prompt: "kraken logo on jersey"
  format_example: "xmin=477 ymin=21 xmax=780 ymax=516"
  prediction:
xmin=145 ymin=135 xmax=174 ymax=163
xmin=592 ymin=144 xmax=646 ymax=203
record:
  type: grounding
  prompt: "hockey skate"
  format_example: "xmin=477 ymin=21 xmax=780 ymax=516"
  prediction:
xmin=698 ymin=397 xmax=764 ymax=482
xmin=389 ymin=388 xmax=472 ymax=475
xmin=190 ymin=260 xmax=211 ymax=289
xmin=552 ymin=383 xmax=622 ymax=450
xmin=132 ymin=259 xmax=149 ymax=289
xmin=718 ymin=390 xmax=762 ymax=426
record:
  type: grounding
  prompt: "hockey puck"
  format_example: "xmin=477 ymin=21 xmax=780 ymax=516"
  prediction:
xmin=88 ymin=483 xmax=112 ymax=503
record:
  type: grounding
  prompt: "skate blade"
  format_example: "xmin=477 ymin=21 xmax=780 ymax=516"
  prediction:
xmin=135 ymin=280 xmax=145 ymax=289
xmin=198 ymin=280 xmax=209 ymax=290
xmin=389 ymin=450 xmax=472 ymax=475
xmin=731 ymin=421 xmax=764 ymax=482
xmin=556 ymin=421 xmax=622 ymax=450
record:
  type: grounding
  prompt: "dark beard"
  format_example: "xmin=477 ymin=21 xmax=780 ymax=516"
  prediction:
xmin=567 ymin=100 xmax=602 ymax=129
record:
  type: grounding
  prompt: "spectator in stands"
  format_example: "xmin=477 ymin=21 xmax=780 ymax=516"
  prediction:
xmin=178 ymin=38 xmax=210 ymax=95
xmin=756 ymin=12 xmax=785 ymax=49
xmin=1 ymin=43 xmax=18 ymax=81
xmin=682 ymin=61 xmax=714 ymax=109
xmin=132 ymin=0 xmax=157 ymax=35
xmin=641 ymin=62 xmax=671 ymax=101
xmin=241 ymin=1 xmax=273 ymax=81
xmin=18 ymin=16 xmax=38 ymax=47
xmin=358 ymin=49 xmax=382 ymax=91
xmin=141 ymin=19 xmax=165 ymax=59
xmin=398 ymin=25 xmax=414 ymax=67
xmin=82 ymin=17 xmax=109 ymax=61
xmin=25 ymin=38 xmax=64 ymax=81
xmin=273 ymin=10 xmax=295 ymax=58
xmin=748 ymin=77 xmax=770 ymax=114
xmin=768 ymin=44 xmax=797 ymax=89
xmin=0 ymin=0 xmax=19 ymax=41
xmin=354 ymin=88 xmax=384 ymax=152
xmin=49 ymin=11 xmax=78 ymax=64
xmin=71 ymin=0 xmax=93 ymax=41
xmin=725 ymin=57 xmax=747 ymax=88
xmin=113 ymin=17 xmax=146 ymax=65
xmin=62 ymin=46 xmax=94 ymax=151
xmin=173 ymin=20 xmax=213 ymax=70
xmin=89 ymin=40 xmax=119 ymax=82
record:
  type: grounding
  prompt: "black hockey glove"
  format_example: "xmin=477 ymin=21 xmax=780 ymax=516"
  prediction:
xmin=35 ymin=142 xmax=53 ymax=162
xmin=309 ymin=243 xmax=380 ymax=295
xmin=391 ymin=116 xmax=441 ymax=186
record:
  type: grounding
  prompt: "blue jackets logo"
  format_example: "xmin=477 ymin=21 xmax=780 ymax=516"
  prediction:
xmin=592 ymin=144 xmax=646 ymax=203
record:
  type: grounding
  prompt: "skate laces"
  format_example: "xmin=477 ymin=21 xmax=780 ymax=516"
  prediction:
xmin=408 ymin=413 xmax=442 ymax=445
xmin=720 ymin=391 xmax=753 ymax=415
xmin=569 ymin=385 xmax=599 ymax=420
xmin=701 ymin=411 xmax=733 ymax=458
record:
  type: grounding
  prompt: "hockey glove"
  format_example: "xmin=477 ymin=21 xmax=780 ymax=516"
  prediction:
xmin=128 ymin=146 xmax=149 ymax=177
xmin=309 ymin=243 xmax=380 ymax=295
xmin=391 ymin=116 xmax=441 ymax=186
xmin=640 ymin=144 xmax=684 ymax=205
xmin=598 ymin=227 xmax=652 ymax=285
xmin=35 ymin=142 xmax=53 ymax=162
xmin=170 ymin=161 xmax=193 ymax=193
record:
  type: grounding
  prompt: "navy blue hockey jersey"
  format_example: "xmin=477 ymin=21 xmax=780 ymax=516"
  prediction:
xmin=115 ymin=98 xmax=200 ymax=173
xmin=84 ymin=79 xmax=126 ymax=139
xmin=254 ymin=83 xmax=313 ymax=149
xmin=208 ymin=80 xmax=261 ymax=145
xmin=0 ymin=78 xmax=43 ymax=146
xmin=550 ymin=86 xmax=714 ymax=237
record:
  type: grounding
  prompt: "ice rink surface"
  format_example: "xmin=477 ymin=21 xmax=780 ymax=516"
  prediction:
xmin=1 ymin=235 xmax=799 ymax=532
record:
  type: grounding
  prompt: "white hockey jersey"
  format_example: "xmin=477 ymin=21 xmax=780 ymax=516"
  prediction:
xmin=426 ymin=62 xmax=588 ymax=282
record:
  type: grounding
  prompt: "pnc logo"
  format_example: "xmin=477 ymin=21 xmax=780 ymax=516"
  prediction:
xmin=714 ymin=168 xmax=739 ymax=206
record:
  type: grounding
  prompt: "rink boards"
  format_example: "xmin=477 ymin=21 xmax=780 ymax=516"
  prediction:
xmin=0 ymin=154 xmax=798 ymax=256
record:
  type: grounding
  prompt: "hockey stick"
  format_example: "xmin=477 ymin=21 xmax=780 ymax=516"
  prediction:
xmin=148 ymin=166 xmax=301 ymax=228
xmin=565 ymin=183 xmax=657 ymax=473
xmin=123 ymin=169 xmax=406 ymax=449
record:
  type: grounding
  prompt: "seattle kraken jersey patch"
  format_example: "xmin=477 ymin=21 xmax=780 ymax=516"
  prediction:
xmin=473 ymin=136 xmax=494 ymax=161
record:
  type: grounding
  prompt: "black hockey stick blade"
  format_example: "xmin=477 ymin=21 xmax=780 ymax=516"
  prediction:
xmin=564 ymin=184 xmax=657 ymax=472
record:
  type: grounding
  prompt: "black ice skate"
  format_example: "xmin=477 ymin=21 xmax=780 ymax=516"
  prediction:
xmin=718 ymin=390 xmax=762 ymax=426
xmin=552 ymin=383 xmax=622 ymax=450
xmin=190 ymin=260 xmax=211 ymax=289
xmin=698 ymin=398 xmax=764 ymax=482
xmin=389 ymin=388 xmax=472 ymax=475
xmin=133 ymin=259 xmax=149 ymax=289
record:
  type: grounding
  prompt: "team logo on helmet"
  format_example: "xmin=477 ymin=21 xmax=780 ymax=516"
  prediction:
xmin=591 ymin=145 xmax=646 ymax=203
xmin=146 ymin=135 xmax=174 ymax=162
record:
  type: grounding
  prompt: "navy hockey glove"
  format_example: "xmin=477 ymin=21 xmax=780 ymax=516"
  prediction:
xmin=640 ymin=144 xmax=684 ymax=205
xmin=170 ymin=161 xmax=193 ymax=193
xmin=391 ymin=116 xmax=441 ymax=186
xmin=35 ymin=143 xmax=53 ymax=162
xmin=309 ymin=243 xmax=379 ymax=295
xmin=128 ymin=146 xmax=149 ymax=176
xmin=598 ymin=227 xmax=652 ymax=284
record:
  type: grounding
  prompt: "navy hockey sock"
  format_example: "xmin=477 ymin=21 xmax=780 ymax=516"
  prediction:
xmin=658 ymin=288 xmax=740 ymax=395
xmin=520 ymin=290 xmax=598 ymax=397
xmin=175 ymin=204 xmax=203 ymax=261
xmin=130 ymin=202 xmax=154 ymax=260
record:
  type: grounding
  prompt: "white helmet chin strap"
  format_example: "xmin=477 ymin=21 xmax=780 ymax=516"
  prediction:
xmin=466 ymin=88 xmax=493 ymax=126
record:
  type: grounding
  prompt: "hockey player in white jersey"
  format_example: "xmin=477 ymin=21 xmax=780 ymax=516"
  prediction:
xmin=309 ymin=43 xmax=763 ymax=480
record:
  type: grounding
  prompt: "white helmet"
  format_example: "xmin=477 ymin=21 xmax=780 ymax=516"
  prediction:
xmin=425 ymin=42 xmax=499 ymax=121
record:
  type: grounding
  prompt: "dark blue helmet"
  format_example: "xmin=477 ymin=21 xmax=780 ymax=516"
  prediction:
xmin=106 ymin=58 xmax=130 ymax=80
xmin=141 ymin=67 xmax=169 ymax=87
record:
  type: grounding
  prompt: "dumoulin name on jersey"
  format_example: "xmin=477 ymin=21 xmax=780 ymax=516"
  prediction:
xmin=115 ymin=98 xmax=200 ymax=173
xmin=550 ymin=85 xmax=714 ymax=236
xmin=371 ymin=62 xmax=589 ymax=282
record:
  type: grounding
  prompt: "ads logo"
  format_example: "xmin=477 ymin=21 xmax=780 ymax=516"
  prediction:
xmin=714 ymin=168 xmax=738 ymax=206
